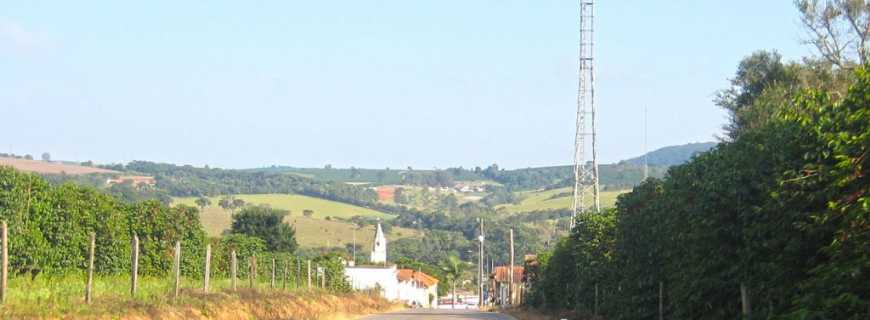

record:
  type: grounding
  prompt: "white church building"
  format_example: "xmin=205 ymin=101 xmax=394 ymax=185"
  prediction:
xmin=344 ymin=223 xmax=439 ymax=307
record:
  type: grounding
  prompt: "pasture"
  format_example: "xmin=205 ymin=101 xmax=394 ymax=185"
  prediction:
xmin=496 ymin=187 xmax=628 ymax=213
xmin=173 ymin=194 xmax=418 ymax=248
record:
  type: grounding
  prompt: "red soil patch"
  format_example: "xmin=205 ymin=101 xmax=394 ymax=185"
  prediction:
xmin=0 ymin=157 xmax=119 ymax=175
xmin=375 ymin=186 xmax=395 ymax=201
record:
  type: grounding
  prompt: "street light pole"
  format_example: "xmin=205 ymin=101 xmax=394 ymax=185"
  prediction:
xmin=478 ymin=218 xmax=485 ymax=309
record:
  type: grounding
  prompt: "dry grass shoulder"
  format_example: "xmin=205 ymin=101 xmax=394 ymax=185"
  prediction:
xmin=2 ymin=279 xmax=399 ymax=320
xmin=502 ymin=307 xmax=582 ymax=320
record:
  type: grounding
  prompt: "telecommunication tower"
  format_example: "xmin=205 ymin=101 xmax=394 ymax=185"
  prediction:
xmin=571 ymin=0 xmax=600 ymax=229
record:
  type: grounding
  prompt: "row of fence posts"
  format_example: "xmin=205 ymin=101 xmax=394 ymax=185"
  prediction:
xmin=0 ymin=222 xmax=332 ymax=304
xmin=584 ymin=280 xmax=752 ymax=320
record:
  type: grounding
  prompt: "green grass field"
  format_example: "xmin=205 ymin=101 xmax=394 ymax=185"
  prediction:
xmin=496 ymin=187 xmax=628 ymax=213
xmin=2 ymin=274 xmax=256 ymax=317
xmin=173 ymin=194 xmax=419 ymax=248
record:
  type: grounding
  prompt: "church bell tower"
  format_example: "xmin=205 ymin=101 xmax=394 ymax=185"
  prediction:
xmin=371 ymin=223 xmax=387 ymax=264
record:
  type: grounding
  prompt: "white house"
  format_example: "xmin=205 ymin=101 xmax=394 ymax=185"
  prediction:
xmin=345 ymin=264 xmax=400 ymax=300
xmin=344 ymin=223 xmax=439 ymax=307
xmin=397 ymin=269 xmax=439 ymax=308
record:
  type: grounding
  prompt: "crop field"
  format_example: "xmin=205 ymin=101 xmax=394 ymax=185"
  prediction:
xmin=174 ymin=194 xmax=418 ymax=248
xmin=497 ymin=187 xmax=628 ymax=213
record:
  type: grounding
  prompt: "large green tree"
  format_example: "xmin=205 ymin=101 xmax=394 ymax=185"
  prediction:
xmin=231 ymin=205 xmax=298 ymax=253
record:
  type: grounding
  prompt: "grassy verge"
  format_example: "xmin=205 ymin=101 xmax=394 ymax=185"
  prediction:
xmin=1 ymin=274 xmax=396 ymax=319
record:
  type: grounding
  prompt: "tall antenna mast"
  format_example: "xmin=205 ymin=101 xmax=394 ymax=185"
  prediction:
xmin=571 ymin=0 xmax=600 ymax=230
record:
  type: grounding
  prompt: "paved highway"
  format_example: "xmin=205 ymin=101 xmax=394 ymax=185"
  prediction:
xmin=360 ymin=309 xmax=516 ymax=320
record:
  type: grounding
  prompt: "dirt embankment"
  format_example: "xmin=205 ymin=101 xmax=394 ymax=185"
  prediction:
xmin=9 ymin=289 xmax=400 ymax=320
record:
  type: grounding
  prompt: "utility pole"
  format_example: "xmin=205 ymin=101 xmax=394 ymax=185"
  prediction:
xmin=509 ymin=228 xmax=515 ymax=306
xmin=571 ymin=0 xmax=600 ymax=229
xmin=478 ymin=218 xmax=485 ymax=309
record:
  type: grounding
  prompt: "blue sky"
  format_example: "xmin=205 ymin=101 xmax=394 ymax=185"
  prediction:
xmin=1 ymin=1 xmax=808 ymax=169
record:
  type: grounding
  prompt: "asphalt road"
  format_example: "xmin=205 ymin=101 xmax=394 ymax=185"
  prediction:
xmin=360 ymin=309 xmax=516 ymax=320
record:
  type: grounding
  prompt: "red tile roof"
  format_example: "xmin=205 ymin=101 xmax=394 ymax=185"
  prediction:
xmin=492 ymin=266 xmax=524 ymax=283
xmin=397 ymin=269 xmax=439 ymax=287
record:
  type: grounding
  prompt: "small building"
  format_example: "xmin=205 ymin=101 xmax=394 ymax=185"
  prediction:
xmin=490 ymin=266 xmax=524 ymax=306
xmin=345 ymin=264 xmax=401 ymax=300
xmin=397 ymin=269 xmax=439 ymax=308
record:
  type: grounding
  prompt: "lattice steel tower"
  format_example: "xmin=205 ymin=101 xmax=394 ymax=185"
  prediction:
xmin=571 ymin=0 xmax=600 ymax=229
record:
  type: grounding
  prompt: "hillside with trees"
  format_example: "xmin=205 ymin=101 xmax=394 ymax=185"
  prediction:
xmin=619 ymin=142 xmax=716 ymax=166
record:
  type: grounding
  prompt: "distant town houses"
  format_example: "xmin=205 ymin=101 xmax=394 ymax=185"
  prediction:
xmin=452 ymin=181 xmax=487 ymax=193
xmin=372 ymin=181 xmax=488 ymax=202
xmin=105 ymin=175 xmax=156 ymax=187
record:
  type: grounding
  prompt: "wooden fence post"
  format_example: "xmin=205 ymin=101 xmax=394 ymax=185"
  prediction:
xmin=131 ymin=233 xmax=139 ymax=297
xmin=741 ymin=283 xmax=751 ymax=318
xmin=249 ymin=255 xmax=257 ymax=288
xmin=307 ymin=260 xmax=311 ymax=289
xmin=659 ymin=281 xmax=664 ymax=320
xmin=173 ymin=241 xmax=181 ymax=300
xmin=321 ymin=266 xmax=326 ymax=289
xmin=2 ymin=221 xmax=8 ymax=304
xmin=86 ymin=232 xmax=95 ymax=304
xmin=282 ymin=259 xmax=288 ymax=290
xmin=203 ymin=244 xmax=211 ymax=292
xmin=270 ymin=258 xmax=276 ymax=289
xmin=594 ymin=283 xmax=599 ymax=317
xmin=296 ymin=256 xmax=301 ymax=289
xmin=230 ymin=250 xmax=237 ymax=290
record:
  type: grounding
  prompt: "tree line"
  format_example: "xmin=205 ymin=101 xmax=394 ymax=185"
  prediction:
xmin=0 ymin=165 xmax=359 ymax=292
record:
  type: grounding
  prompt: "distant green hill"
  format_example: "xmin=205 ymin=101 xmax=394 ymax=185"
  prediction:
xmin=251 ymin=143 xmax=714 ymax=190
xmin=620 ymin=142 xmax=717 ymax=167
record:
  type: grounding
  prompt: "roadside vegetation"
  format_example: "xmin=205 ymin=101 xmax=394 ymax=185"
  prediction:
xmin=0 ymin=165 xmax=379 ymax=318
xmin=526 ymin=3 xmax=870 ymax=318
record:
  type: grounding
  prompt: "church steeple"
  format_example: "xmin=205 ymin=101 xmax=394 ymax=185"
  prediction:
xmin=371 ymin=222 xmax=387 ymax=264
